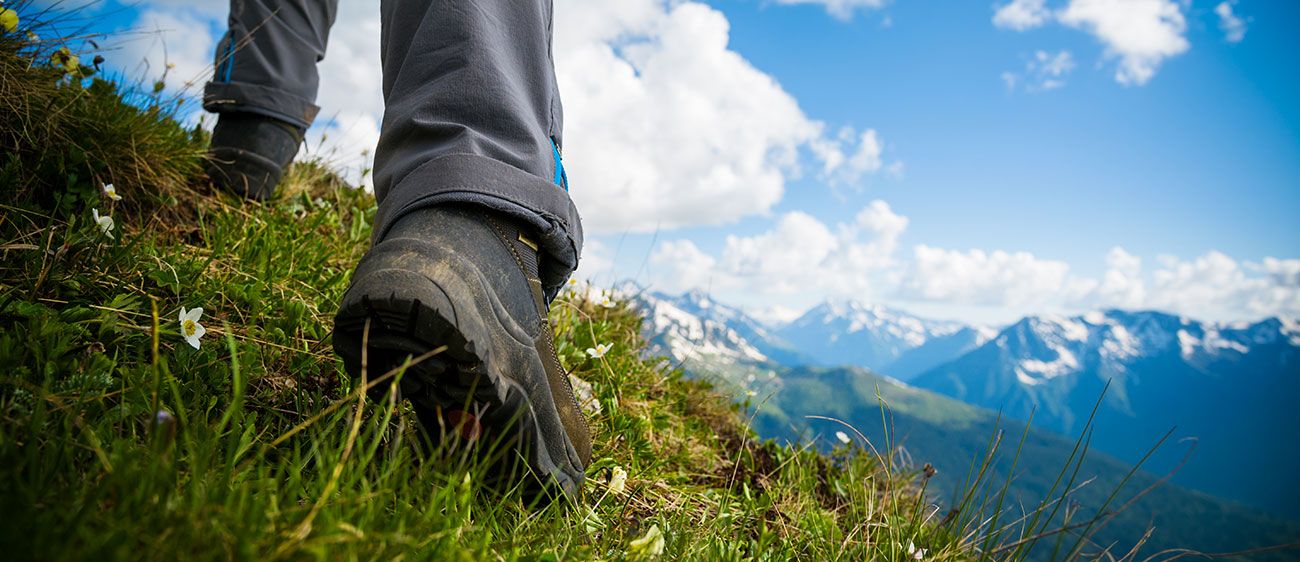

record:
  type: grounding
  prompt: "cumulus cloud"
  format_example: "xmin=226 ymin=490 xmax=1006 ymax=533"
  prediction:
xmin=810 ymin=128 xmax=885 ymax=186
xmin=1146 ymin=253 xmax=1300 ymax=320
xmin=1057 ymin=0 xmax=1190 ymax=86
xmin=648 ymin=239 xmax=723 ymax=294
xmin=772 ymin=0 xmax=889 ymax=21
xmin=899 ymin=246 xmax=1078 ymax=306
xmin=647 ymin=207 xmax=1300 ymax=322
xmin=1081 ymin=247 xmax=1147 ymax=309
xmin=721 ymin=212 xmax=838 ymax=289
xmin=994 ymin=0 xmax=1191 ymax=86
xmin=1215 ymin=1 xmax=1248 ymax=43
xmin=648 ymin=200 xmax=907 ymax=300
xmin=1004 ymin=49 xmax=1076 ymax=92
xmin=112 ymin=8 xmax=217 ymax=99
xmin=993 ymin=0 xmax=1051 ymax=31
xmin=558 ymin=0 xmax=895 ymax=233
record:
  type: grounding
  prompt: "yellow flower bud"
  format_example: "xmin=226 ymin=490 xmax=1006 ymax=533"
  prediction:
xmin=1 ymin=8 xmax=19 ymax=33
xmin=52 ymin=47 xmax=79 ymax=74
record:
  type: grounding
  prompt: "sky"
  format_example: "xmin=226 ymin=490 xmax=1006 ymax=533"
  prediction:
xmin=48 ymin=0 xmax=1300 ymax=326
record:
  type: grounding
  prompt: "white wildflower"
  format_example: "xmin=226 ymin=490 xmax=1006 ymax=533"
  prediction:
xmin=586 ymin=342 xmax=611 ymax=359
xmin=745 ymin=389 xmax=757 ymax=398
xmin=568 ymin=373 xmax=602 ymax=417
xmin=91 ymin=208 xmax=114 ymax=239
xmin=598 ymin=294 xmax=616 ymax=308
xmin=102 ymin=182 xmax=121 ymax=201
xmin=835 ymin=431 xmax=852 ymax=445
xmin=608 ymin=466 xmax=628 ymax=495
xmin=908 ymin=540 xmax=926 ymax=560
xmin=628 ymin=524 xmax=665 ymax=559
xmin=178 ymin=306 xmax=206 ymax=350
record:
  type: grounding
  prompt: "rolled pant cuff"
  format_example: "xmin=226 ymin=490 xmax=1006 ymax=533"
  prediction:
xmin=375 ymin=153 xmax=584 ymax=297
xmin=203 ymin=81 xmax=320 ymax=130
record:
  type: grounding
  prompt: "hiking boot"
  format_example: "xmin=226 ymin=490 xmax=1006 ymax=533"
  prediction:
xmin=205 ymin=112 xmax=304 ymax=200
xmin=331 ymin=205 xmax=592 ymax=498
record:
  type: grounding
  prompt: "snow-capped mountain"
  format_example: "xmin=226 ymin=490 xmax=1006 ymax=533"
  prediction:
xmin=911 ymin=309 xmax=1300 ymax=516
xmin=619 ymin=285 xmax=807 ymax=372
xmin=624 ymin=288 xmax=767 ymax=366
xmin=621 ymin=286 xmax=1300 ymax=516
xmin=774 ymin=299 xmax=988 ymax=379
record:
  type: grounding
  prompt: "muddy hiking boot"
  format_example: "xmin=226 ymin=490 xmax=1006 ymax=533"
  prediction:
xmin=332 ymin=205 xmax=593 ymax=499
xmin=205 ymin=112 xmax=304 ymax=200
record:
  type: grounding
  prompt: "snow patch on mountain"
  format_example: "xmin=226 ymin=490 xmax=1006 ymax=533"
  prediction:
xmin=636 ymin=292 xmax=768 ymax=365
xmin=1016 ymin=348 xmax=1080 ymax=386
xmin=1281 ymin=317 xmax=1300 ymax=346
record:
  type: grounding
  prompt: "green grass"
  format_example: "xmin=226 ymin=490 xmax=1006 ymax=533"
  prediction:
xmin=0 ymin=27 xmax=983 ymax=561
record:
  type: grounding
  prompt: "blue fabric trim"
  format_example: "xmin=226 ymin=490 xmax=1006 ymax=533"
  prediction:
xmin=220 ymin=35 xmax=236 ymax=82
xmin=551 ymin=138 xmax=568 ymax=191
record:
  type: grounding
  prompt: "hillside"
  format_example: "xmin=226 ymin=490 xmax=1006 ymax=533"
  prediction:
xmin=755 ymin=365 xmax=1300 ymax=561
xmin=0 ymin=28 xmax=1003 ymax=561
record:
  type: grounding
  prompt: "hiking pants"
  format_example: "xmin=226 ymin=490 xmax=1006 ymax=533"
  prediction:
xmin=203 ymin=0 xmax=581 ymax=297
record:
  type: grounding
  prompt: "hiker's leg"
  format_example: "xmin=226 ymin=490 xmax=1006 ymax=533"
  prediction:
xmin=204 ymin=0 xmax=339 ymax=129
xmin=333 ymin=0 xmax=590 ymax=497
xmin=202 ymin=0 xmax=338 ymax=200
xmin=373 ymin=0 xmax=581 ymax=298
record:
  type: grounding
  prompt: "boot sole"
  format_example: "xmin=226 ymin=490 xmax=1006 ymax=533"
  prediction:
xmin=332 ymin=266 xmax=584 ymax=498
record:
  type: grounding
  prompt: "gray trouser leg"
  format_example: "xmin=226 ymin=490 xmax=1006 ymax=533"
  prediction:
xmin=203 ymin=0 xmax=582 ymax=295
xmin=203 ymin=0 xmax=338 ymax=129
xmin=374 ymin=0 xmax=581 ymax=298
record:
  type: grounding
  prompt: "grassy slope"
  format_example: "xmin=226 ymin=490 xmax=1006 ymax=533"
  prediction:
xmin=0 ymin=34 xmax=972 ymax=561
xmin=753 ymin=365 xmax=1300 ymax=561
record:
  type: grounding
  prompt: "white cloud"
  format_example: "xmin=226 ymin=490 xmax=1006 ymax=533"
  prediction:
xmin=995 ymin=0 xmax=1192 ymax=86
xmin=772 ymin=0 xmax=889 ymax=21
xmin=572 ymin=239 xmax=617 ymax=284
xmin=1215 ymin=1 xmax=1248 ymax=43
xmin=809 ymin=128 xmax=885 ymax=186
xmin=1082 ymin=246 xmax=1147 ymax=308
xmin=1146 ymin=252 xmax=1300 ymax=320
xmin=899 ymin=246 xmax=1078 ymax=306
xmin=648 ymin=200 xmax=906 ymax=300
xmin=647 ymin=208 xmax=1300 ymax=323
xmin=648 ymin=239 xmax=722 ymax=294
xmin=113 ymin=9 xmax=217 ymax=99
xmin=721 ymin=212 xmax=838 ymax=289
xmin=557 ymin=0 xmax=894 ymax=233
xmin=993 ymin=0 xmax=1051 ymax=31
xmin=1058 ymin=0 xmax=1190 ymax=86
xmin=1004 ymin=49 xmax=1076 ymax=92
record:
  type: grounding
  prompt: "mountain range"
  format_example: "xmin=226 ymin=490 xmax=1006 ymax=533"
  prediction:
xmin=620 ymin=284 xmax=1300 ymax=538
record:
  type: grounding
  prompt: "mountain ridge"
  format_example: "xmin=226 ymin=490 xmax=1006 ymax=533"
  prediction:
xmin=624 ymin=284 xmax=1299 ymax=521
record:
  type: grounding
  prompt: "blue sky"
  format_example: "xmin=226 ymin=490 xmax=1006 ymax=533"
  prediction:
xmin=717 ymin=0 xmax=1300 ymax=266
xmin=62 ymin=0 xmax=1300 ymax=325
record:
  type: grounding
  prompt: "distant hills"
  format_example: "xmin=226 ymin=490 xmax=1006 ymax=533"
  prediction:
xmin=619 ymin=284 xmax=1300 ymax=556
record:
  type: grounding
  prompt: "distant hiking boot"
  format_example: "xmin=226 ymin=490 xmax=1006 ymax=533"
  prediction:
xmin=332 ymin=205 xmax=592 ymax=498
xmin=205 ymin=112 xmax=303 ymax=200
